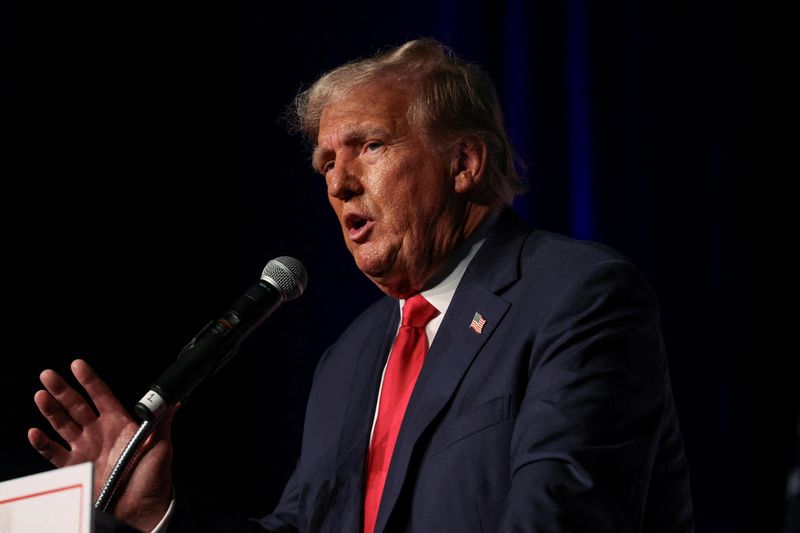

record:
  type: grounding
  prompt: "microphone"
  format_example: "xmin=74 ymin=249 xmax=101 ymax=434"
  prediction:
xmin=134 ymin=256 xmax=308 ymax=421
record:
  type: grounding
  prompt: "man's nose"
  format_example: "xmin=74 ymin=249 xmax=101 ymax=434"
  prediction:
xmin=327 ymin=160 xmax=363 ymax=202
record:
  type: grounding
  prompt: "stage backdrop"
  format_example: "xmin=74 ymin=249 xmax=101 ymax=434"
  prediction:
xmin=1 ymin=1 xmax=789 ymax=532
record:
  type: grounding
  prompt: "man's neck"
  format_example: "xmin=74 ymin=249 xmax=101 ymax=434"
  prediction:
xmin=421 ymin=208 xmax=503 ymax=293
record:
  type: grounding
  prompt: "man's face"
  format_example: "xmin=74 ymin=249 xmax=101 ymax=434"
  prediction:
xmin=313 ymin=83 xmax=466 ymax=297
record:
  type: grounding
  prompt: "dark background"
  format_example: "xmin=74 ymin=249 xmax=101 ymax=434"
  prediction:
xmin=1 ymin=1 xmax=792 ymax=532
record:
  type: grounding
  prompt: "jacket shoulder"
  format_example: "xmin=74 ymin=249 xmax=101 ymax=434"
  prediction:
xmin=521 ymin=229 xmax=633 ymax=273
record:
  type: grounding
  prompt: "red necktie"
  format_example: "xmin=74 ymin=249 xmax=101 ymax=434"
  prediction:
xmin=363 ymin=294 xmax=439 ymax=533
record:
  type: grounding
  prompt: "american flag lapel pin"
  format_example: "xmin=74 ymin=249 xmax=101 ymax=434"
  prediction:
xmin=469 ymin=312 xmax=486 ymax=334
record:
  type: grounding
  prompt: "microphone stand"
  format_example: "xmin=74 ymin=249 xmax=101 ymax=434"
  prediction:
xmin=93 ymin=414 xmax=160 ymax=512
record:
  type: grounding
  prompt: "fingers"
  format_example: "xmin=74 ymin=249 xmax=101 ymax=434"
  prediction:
xmin=70 ymin=359 xmax=126 ymax=416
xmin=33 ymin=388 xmax=84 ymax=443
xmin=39 ymin=369 xmax=97 ymax=427
xmin=27 ymin=427 xmax=71 ymax=467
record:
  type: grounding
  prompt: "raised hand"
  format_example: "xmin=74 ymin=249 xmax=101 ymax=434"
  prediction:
xmin=28 ymin=359 xmax=174 ymax=531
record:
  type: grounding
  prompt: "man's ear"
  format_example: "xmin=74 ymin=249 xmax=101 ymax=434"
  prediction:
xmin=451 ymin=138 xmax=488 ymax=195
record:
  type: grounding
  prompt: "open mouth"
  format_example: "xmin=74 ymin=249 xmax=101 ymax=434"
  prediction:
xmin=344 ymin=213 xmax=374 ymax=240
xmin=345 ymin=213 xmax=369 ymax=230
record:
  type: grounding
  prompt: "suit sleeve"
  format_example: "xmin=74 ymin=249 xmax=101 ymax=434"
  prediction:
xmin=157 ymin=475 xmax=300 ymax=533
xmin=499 ymin=259 xmax=677 ymax=532
xmin=92 ymin=497 xmax=277 ymax=533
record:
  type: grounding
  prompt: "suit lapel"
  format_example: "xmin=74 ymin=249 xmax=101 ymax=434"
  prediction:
xmin=334 ymin=298 xmax=400 ymax=532
xmin=374 ymin=210 xmax=530 ymax=533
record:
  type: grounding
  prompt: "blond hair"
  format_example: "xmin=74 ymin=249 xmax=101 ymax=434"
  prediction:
xmin=290 ymin=38 xmax=525 ymax=204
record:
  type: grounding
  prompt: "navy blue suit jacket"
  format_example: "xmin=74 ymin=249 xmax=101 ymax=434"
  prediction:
xmin=146 ymin=209 xmax=693 ymax=532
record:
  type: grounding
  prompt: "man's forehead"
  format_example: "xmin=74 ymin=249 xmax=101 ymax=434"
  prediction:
xmin=322 ymin=82 xmax=411 ymax=124
xmin=318 ymin=123 xmax=393 ymax=144
xmin=317 ymin=97 xmax=409 ymax=142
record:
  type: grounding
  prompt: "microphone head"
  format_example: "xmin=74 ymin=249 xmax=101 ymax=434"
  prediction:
xmin=261 ymin=256 xmax=308 ymax=301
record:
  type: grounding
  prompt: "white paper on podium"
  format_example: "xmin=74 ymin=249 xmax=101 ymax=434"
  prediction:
xmin=0 ymin=462 xmax=93 ymax=533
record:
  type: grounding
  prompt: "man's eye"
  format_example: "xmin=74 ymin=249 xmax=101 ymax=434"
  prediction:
xmin=323 ymin=161 xmax=335 ymax=174
xmin=365 ymin=142 xmax=382 ymax=152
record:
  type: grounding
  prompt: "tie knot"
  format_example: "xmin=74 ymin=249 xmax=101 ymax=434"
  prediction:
xmin=401 ymin=294 xmax=439 ymax=328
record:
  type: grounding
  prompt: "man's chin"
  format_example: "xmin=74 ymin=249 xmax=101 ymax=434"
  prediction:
xmin=352 ymin=247 xmax=392 ymax=279
xmin=361 ymin=267 xmax=421 ymax=299
xmin=351 ymin=249 xmax=416 ymax=297
xmin=358 ymin=264 xmax=392 ymax=289
xmin=355 ymin=265 xmax=404 ymax=297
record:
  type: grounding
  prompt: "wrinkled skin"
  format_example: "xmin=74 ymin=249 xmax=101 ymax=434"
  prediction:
xmin=314 ymin=82 xmax=495 ymax=297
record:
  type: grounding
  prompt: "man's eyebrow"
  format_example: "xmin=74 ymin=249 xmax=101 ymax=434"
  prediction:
xmin=311 ymin=146 xmax=329 ymax=173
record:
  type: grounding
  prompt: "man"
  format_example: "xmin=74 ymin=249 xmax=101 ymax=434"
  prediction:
xmin=29 ymin=39 xmax=694 ymax=532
